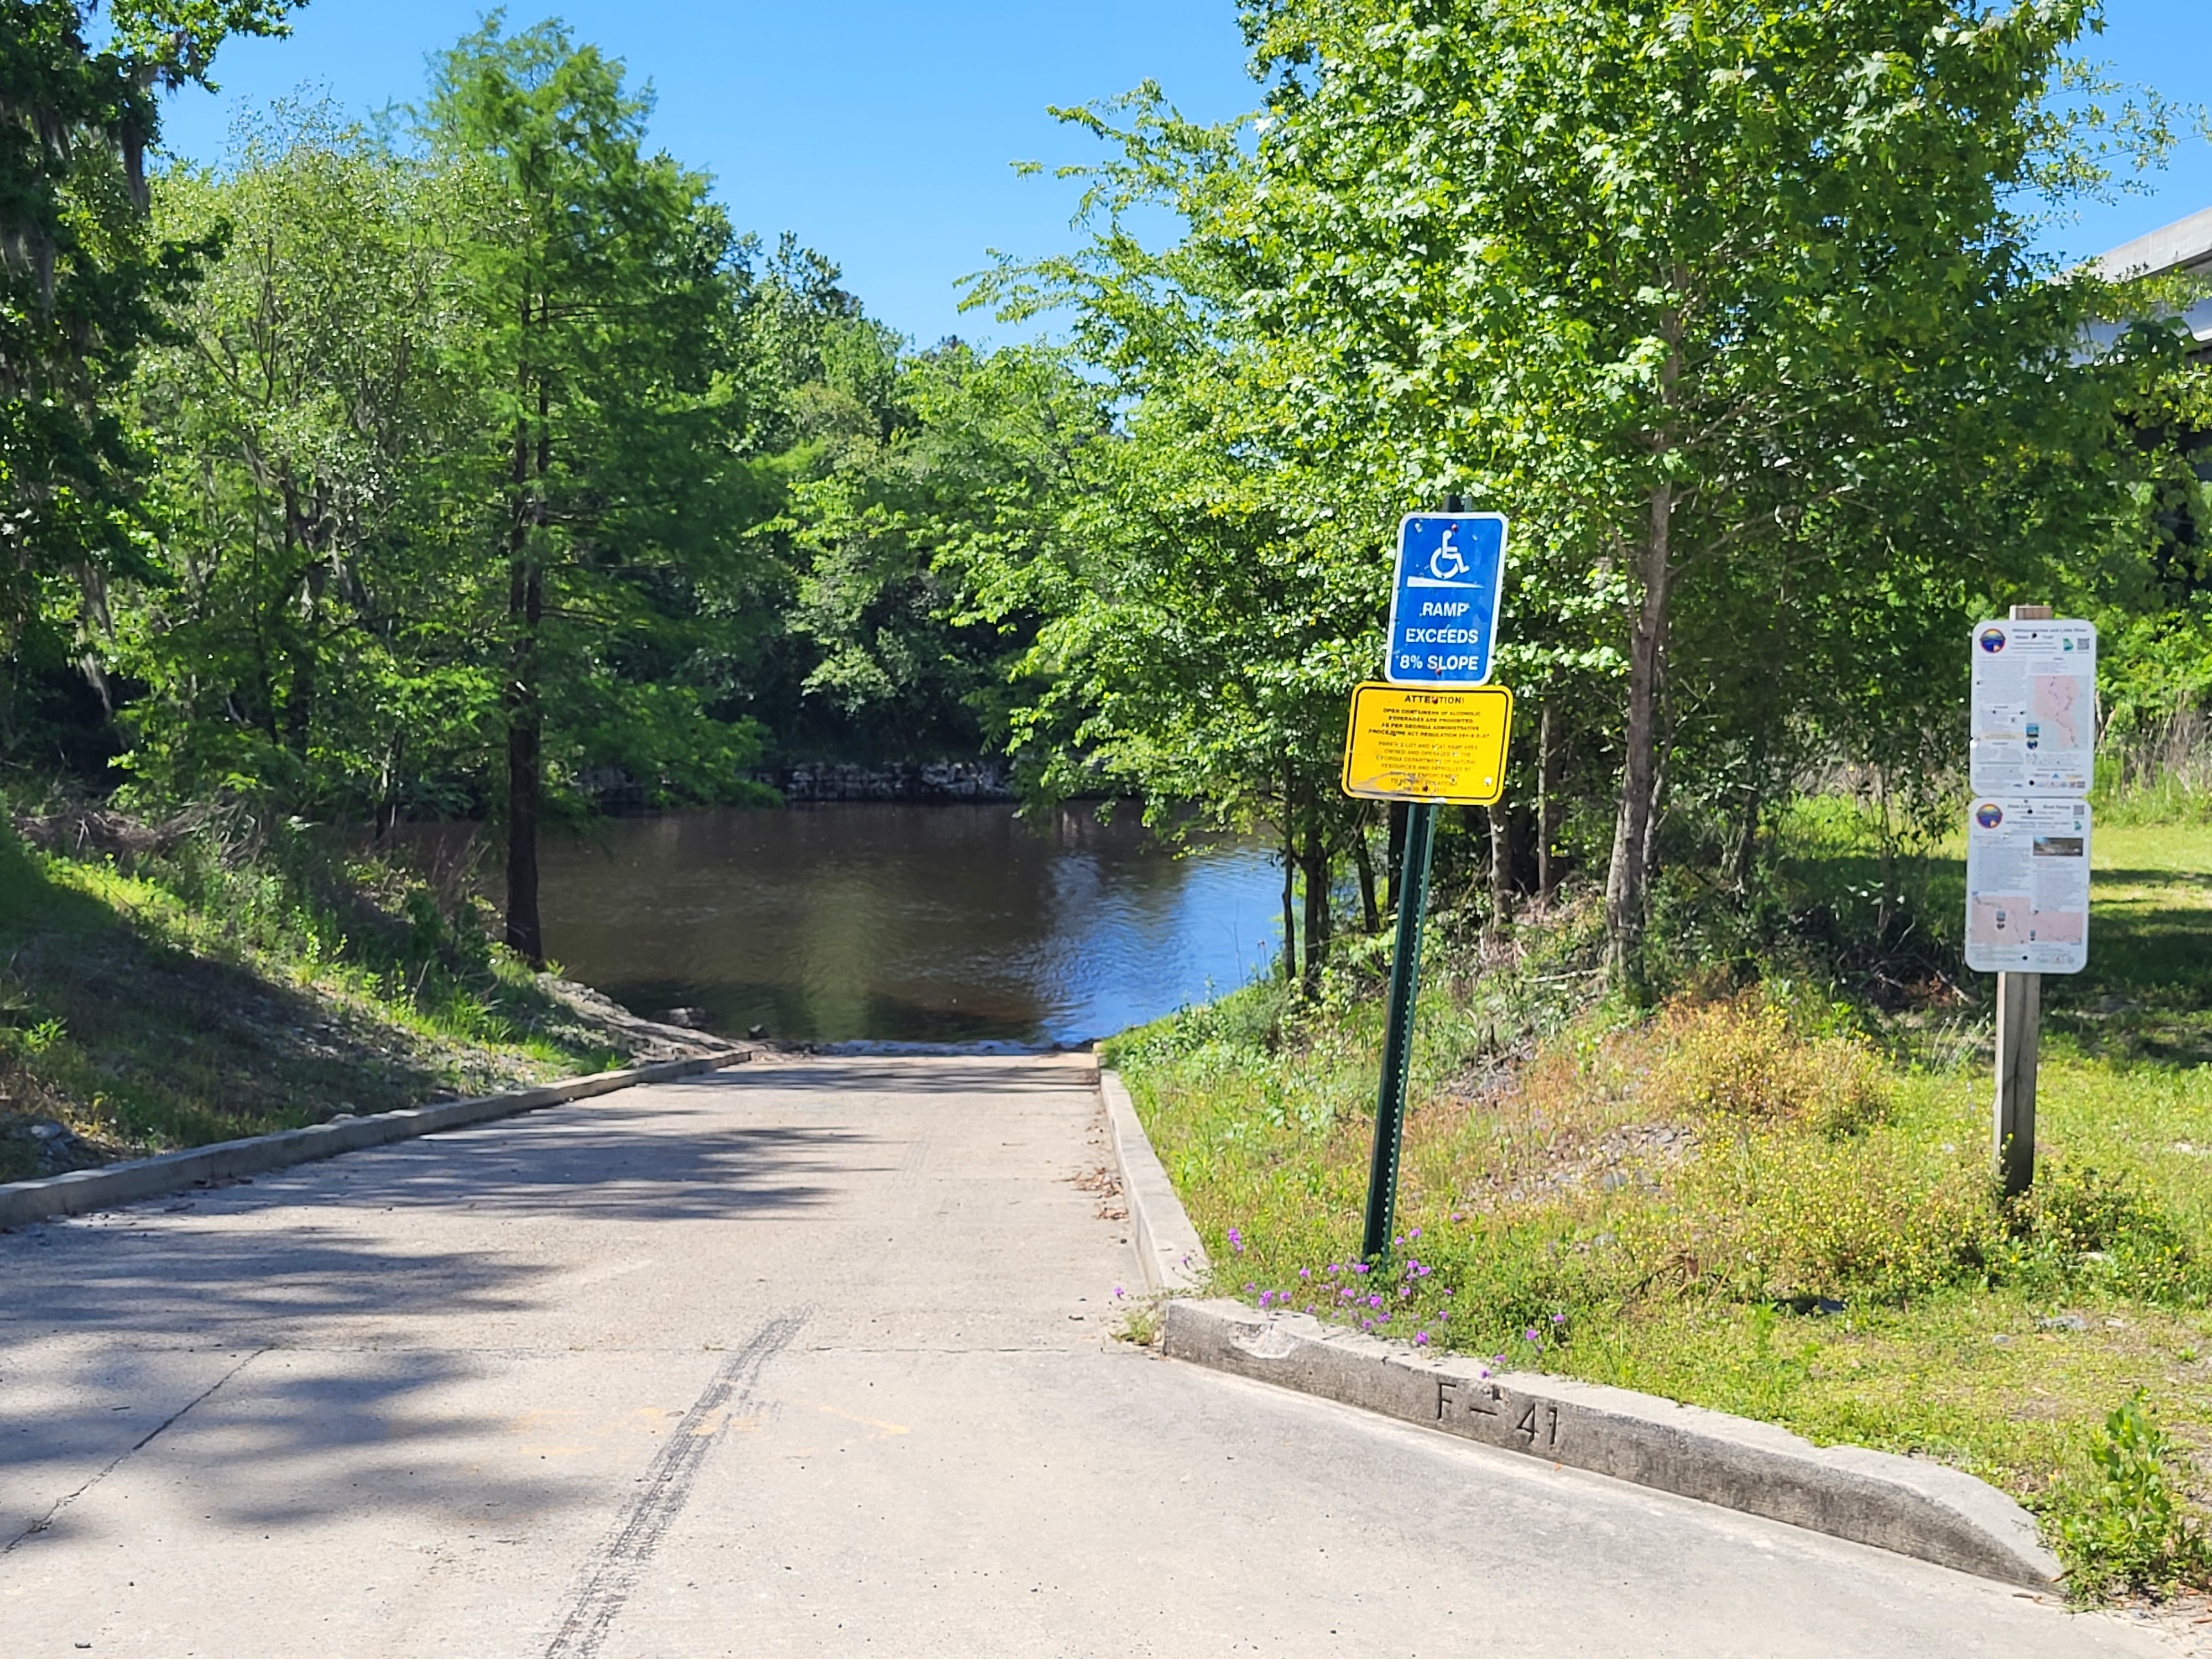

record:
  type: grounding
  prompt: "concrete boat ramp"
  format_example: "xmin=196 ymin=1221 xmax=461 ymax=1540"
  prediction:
xmin=0 ymin=1055 xmax=2178 ymax=1656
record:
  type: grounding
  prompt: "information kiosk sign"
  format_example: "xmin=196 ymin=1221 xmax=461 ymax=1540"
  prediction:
xmin=1964 ymin=797 xmax=2091 ymax=975
xmin=1384 ymin=513 xmax=1507 ymax=687
xmin=1970 ymin=618 xmax=2096 ymax=797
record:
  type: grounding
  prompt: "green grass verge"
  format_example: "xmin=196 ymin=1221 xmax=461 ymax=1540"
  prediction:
xmin=0 ymin=810 xmax=649 ymax=1185
xmin=1105 ymin=817 xmax=2212 ymax=1600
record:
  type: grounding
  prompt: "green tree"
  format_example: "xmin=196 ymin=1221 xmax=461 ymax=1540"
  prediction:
xmin=121 ymin=104 xmax=490 ymax=824
xmin=967 ymin=99 xmax=1381 ymax=988
xmin=1230 ymin=0 xmax=2177 ymax=980
xmin=776 ymin=337 xmax=1097 ymax=763
xmin=0 ymin=0 xmax=295 ymax=733
xmin=424 ymin=18 xmax=762 ymax=962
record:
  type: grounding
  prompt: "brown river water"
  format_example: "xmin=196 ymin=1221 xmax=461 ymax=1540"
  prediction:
xmin=516 ymin=803 xmax=1280 ymax=1046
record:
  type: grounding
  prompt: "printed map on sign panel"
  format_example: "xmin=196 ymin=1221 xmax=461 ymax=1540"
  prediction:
xmin=1964 ymin=797 xmax=2091 ymax=974
xmin=1969 ymin=619 xmax=2096 ymax=796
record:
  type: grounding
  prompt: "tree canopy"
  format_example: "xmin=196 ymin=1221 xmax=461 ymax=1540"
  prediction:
xmin=0 ymin=2 xmax=2203 ymax=985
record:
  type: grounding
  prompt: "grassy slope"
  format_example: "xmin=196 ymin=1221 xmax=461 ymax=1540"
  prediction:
xmin=0 ymin=822 xmax=686 ymax=1184
xmin=1109 ymin=817 xmax=2212 ymax=1594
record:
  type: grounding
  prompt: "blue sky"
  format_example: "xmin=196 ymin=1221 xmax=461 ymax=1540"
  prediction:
xmin=156 ymin=1 xmax=2212 ymax=348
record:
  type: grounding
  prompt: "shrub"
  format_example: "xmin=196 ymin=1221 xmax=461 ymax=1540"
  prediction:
xmin=2051 ymin=1397 xmax=2212 ymax=1599
xmin=1642 ymin=990 xmax=1890 ymax=1137
xmin=1660 ymin=1128 xmax=1991 ymax=1303
xmin=2017 ymin=1161 xmax=2201 ymax=1302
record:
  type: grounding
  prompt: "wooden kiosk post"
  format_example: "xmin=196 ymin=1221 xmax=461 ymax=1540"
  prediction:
xmin=1992 ymin=603 xmax=2052 ymax=1199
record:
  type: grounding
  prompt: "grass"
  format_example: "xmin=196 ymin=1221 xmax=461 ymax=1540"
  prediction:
xmin=0 ymin=806 xmax=682 ymax=1185
xmin=1106 ymin=811 xmax=2212 ymax=1600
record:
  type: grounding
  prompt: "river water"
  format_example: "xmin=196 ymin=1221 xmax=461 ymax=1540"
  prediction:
xmin=531 ymin=804 xmax=1281 ymax=1046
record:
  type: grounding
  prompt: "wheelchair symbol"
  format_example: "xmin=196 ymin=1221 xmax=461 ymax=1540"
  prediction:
xmin=1429 ymin=525 xmax=1469 ymax=582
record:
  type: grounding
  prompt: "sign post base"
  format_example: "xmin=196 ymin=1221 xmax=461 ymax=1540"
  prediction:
xmin=1361 ymin=800 xmax=1436 ymax=1262
xmin=1995 ymin=969 xmax=2040 ymax=1199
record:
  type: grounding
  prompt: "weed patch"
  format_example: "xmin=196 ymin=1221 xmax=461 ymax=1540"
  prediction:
xmin=1112 ymin=820 xmax=2212 ymax=1600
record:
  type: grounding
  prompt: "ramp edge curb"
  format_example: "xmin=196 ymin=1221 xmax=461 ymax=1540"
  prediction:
xmin=0 ymin=1050 xmax=753 ymax=1229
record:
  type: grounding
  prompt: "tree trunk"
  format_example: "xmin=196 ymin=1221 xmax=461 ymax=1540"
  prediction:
xmin=1730 ymin=787 xmax=1761 ymax=893
xmin=1300 ymin=813 xmax=1332 ymax=995
xmin=1279 ymin=804 xmax=1298 ymax=988
xmin=1352 ymin=818 xmax=1381 ymax=935
xmin=1537 ymin=703 xmax=1559 ymax=904
xmin=1642 ymin=735 xmax=1668 ymax=899
xmin=375 ymin=727 xmax=406 ymax=842
xmin=503 ymin=360 xmax=546 ymax=965
xmin=278 ymin=468 xmax=321 ymax=760
xmin=504 ymin=553 xmax=544 ymax=966
xmin=1605 ymin=482 xmax=1674 ymax=987
xmin=1488 ymin=804 xmax=1516 ymax=947
xmin=1874 ymin=766 xmax=1897 ymax=942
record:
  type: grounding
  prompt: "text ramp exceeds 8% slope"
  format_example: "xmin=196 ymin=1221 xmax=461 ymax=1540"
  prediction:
xmin=1384 ymin=512 xmax=1507 ymax=688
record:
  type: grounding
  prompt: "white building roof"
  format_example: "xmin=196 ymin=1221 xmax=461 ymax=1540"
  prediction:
xmin=2091 ymin=206 xmax=2212 ymax=347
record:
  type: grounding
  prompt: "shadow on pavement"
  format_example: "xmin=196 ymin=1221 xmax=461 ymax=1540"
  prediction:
xmin=716 ymin=1058 xmax=1091 ymax=1097
xmin=0 ymin=1068 xmax=878 ymax=1546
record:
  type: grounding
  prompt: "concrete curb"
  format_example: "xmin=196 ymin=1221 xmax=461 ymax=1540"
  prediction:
xmin=0 ymin=1049 xmax=753 ymax=1230
xmin=1165 ymin=1299 xmax=2059 ymax=1588
xmin=1098 ymin=1070 xmax=1208 ymax=1293
xmin=1098 ymin=1071 xmax=2059 ymax=1589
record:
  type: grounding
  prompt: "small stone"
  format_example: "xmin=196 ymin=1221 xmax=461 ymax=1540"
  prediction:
xmin=29 ymin=1120 xmax=66 ymax=1140
xmin=2037 ymin=1313 xmax=2088 ymax=1332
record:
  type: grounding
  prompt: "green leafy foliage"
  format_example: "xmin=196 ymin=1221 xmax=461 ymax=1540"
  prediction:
xmin=2052 ymin=1397 xmax=2211 ymax=1600
xmin=1118 ymin=820 xmax=2212 ymax=1597
xmin=0 ymin=0 xmax=291 ymax=684
xmin=971 ymin=0 xmax=2210 ymax=990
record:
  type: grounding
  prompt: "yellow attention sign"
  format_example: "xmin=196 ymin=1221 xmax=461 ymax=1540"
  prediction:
xmin=1340 ymin=681 xmax=1515 ymax=806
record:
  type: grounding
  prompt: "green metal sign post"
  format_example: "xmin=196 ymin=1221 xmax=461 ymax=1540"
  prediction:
xmin=1350 ymin=492 xmax=1511 ymax=1264
xmin=1361 ymin=796 xmax=1437 ymax=1262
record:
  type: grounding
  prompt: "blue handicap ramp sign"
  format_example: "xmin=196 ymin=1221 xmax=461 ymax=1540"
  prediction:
xmin=1385 ymin=512 xmax=1507 ymax=686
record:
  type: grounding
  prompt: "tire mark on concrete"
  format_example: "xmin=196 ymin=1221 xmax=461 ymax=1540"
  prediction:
xmin=4 ymin=1347 xmax=267 ymax=1554
xmin=544 ymin=1311 xmax=806 ymax=1658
